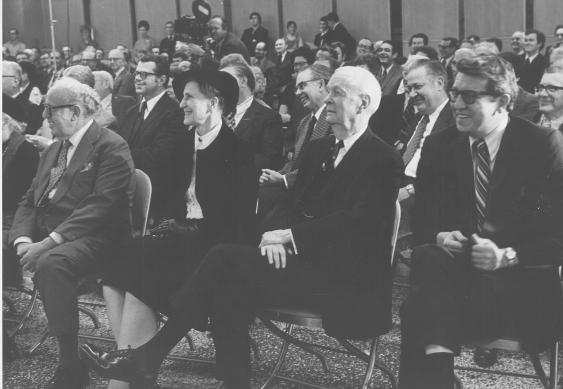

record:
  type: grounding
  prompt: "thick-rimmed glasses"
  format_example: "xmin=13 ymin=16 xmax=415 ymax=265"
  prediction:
xmin=449 ymin=89 xmax=498 ymax=105
xmin=295 ymin=78 xmax=321 ymax=92
xmin=134 ymin=71 xmax=157 ymax=80
xmin=535 ymin=84 xmax=563 ymax=94
xmin=43 ymin=104 xmax=75 ymax=118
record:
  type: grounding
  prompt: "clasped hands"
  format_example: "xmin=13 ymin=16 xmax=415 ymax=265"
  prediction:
xmin=17 ymin=237 xmax=57 ymax=272
xmin=259 ymin=229 xmax=293 ymax=270
xmin=437 ymin=230 xmax=508 ymax=271
xmin=259 ymin=169 xmax=284 ymax=186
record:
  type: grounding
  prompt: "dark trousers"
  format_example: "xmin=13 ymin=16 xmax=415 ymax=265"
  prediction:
xmin=169 ymin=243 xmax=328 ymax=388
xmin=34 ymin=236 xmax=109 ymax=336
xmin=398 ymin=244 xmax=524 ymax=389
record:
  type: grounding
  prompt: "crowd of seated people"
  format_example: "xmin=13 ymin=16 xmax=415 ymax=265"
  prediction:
xmin=3 ymin=9 xmax=563 ymax=389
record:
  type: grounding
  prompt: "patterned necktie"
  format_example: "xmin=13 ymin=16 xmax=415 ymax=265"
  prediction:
xmin=402 ymin=114 xmax=429 ymax=165
xmin=39 ymin=140 xmax=72 ymax=205
xmin=473 ymin=139 xmax=491 ymax=233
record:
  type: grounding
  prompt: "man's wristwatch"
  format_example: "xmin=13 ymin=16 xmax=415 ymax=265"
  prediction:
xmin=503 ymin=247 xmax=519 ymax=267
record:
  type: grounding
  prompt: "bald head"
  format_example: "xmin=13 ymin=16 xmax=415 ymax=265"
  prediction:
xmin=2 ymin=61 xmax=22 ymax=96
xmin=93 ymin=70 xmax=114 ymax=100
xmin=63 ymin=65 xmax=95 ymax=88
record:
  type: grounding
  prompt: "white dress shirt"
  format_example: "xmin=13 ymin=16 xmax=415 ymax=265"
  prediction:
xmin=404 ymin=98 xmax=449 ymax=178
xmin=234 ymin=96 xmax=254 ymax=128
xmin=469 ymin=113 xmax=508 ymax=173
xmin=142 ymin=90 xmax=166 ymax=120
xmin=100 ymin=94 xmax=112 ymax=115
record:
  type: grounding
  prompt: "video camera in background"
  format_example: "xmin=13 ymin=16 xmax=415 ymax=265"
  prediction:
xmin=174 ymin=0 xmax=211 ymax=45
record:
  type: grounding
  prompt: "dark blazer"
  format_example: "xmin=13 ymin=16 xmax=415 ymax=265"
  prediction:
xmin=9 ymin=121 xmax=134 ymax=246
xmin=111 ymin=94 xmax=137 ymax=128
xmin=235 ymin=98 xmax=284 ymax=171
xmin=330 ymin=23 xmax=356 ymax=57
xmin=314 ymin=30 xmax=332 ymax=48
xmin=511 ymin=86 xmax=539 ymax=122
xmin=519 ymin=53 xmax=547 ymax=93
xmin=241 ymin=26 xmax=269 ymax=55
xmin=118 ymin=93 xmax=189 ymax=219
xmin=265 ymin=130 xmax=403 ymax=338
xmin=377 ymin=63 xmax=403 ymax=96
xmin=168 ymin=124 xmax=258 ymax=247
xmin=113 ymin=68 xmax=136 ymax=99
xmin=281 ymin=107 xmax=332 ymax=188
xmin=3 ymin=93 xmax=43 ymax=134
xmin=413 ymin=116 xmax=563 ymax=350
xmin=216 ymin=32 xmax=250 ymax=62
xmin=159 ymin=35 xmax=178 ymax=57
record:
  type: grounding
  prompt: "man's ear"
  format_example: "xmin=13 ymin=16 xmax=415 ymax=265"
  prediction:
xmin=497 ymin=93 xmax=511 ymax=113
xmin=358 ymin=94 xmax=371 ymax=113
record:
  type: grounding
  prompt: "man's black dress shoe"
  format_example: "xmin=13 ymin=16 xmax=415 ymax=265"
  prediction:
xmin=46 ymin=363 xmax=89 ymax=389
xmin=80 ymin=343 xmax=158 ymax=388
xmin=473 ymin=347 xmax=498 ymax=368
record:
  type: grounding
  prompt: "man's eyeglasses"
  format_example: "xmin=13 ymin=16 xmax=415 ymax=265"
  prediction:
xmin=134 ymin=71 xmax=157 ymax=80
xmin=43 ymin=104 xmax=75 ymax=118
xmin=535 ymin=84 xmax=563 ymax=94
xmin=295 ymin=78 xmax=321 ymax=92
xmin=449 ymin=89 xmax=497 ymax=105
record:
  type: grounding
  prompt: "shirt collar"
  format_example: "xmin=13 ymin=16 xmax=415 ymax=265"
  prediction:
xmin=526 ymin=52 xmax=539 ymax=62
xmin=195 ymin=121 xmax=222 ymax=150
xmin=314 ymin=104 xmax=326 ymax=121
xmin=340 ymin=126 xmax=367 ymax=153
xmin=115 ymin=67 xmax=124 ymax=77
xmin=68 ymin=119 xmax=93 ymax=147
xmin=427 ymin=98 xmax=449 ymax=122
xmin=142 ymin=90 xmax=166 ymax=115
xmin=237 ymin=95 xmax=254 ymax=112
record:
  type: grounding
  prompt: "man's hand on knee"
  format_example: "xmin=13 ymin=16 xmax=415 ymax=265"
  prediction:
xmin=19 ymin=237 xmax=57 ymax=272
xmin=260 ymin=244 xmax=292 ymax=270
xmin=16 ymin=242 xmax=33 ymax=257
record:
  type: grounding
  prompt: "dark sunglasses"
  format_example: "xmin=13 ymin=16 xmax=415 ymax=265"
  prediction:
xmin=449 ymin=89 xmax=498 ymax=104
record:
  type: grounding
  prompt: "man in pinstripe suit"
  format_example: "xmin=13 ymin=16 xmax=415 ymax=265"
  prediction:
xmin=258 ymin=64 xmax=333 ymax=218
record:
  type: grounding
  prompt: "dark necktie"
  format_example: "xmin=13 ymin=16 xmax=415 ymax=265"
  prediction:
xmin=402 ymin=98 xmax=416 ymax=130
xmin=402 ymin=114 xmax=429 ymax=165
xmin=380 ymin=67 xmax=387 ymax=79
xmin=473 ymin=139 xmax=490 ymax=233
xmin=329 ymin=140 xmax=345 ymax=170
xmin=39 ymin=140 xmax=72 ymax=205
xmin=130 ymin=101 xmax=147 ymax=144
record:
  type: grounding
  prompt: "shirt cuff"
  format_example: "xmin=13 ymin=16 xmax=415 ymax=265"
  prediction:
xmin=14 ymin=236 xmax=33 ymax=247
xmin=288 ymin=229 xmax=298 ymax=255
xmin=49 ymin=232 xmax=64 ymax=245
xmin=282 ymin=174 xmax=288 ymax=189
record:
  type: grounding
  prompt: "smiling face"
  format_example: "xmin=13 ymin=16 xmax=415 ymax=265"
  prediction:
xmin=179 ymin=81 xmax=212 ymax=127
xmin=524 ymin=32 xmax=541 ymax=55
xmin=134 ymin=61 xmax=164 ymax=98
xmin=295 ymin=69 xmax=323 ymax=110
xmin=556 ymin=27 xmax=563 ymax=43
xmin=410 ymin=37 xmax=425 ymax=54
xmin=275 ymin=39 xmax=287 ymax=54
xmin=511 ymin=32 xmax=524 ymax=52
xmin=376 ymin=42 xmax=395 ymax=65
xmin=319 ymin=20 xmax=328 ymax=32
xmin=451 ymin=73 xmax=504 ymax=138
xmin=537 ymin=72 xmax=563 ymax=118
xmin=439 ymin=39 xmax=454 ymax=59
xmin=42 ymin=91 xmax=77 ymax=140
xmin=405 ymin=66 xmax=445 ymax=115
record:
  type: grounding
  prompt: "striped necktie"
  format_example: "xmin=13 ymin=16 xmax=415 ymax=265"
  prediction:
xmin=473 ymin=139 xmax=490 ymax=233
xmin=402 ymin=114 xmax=429 ymax=165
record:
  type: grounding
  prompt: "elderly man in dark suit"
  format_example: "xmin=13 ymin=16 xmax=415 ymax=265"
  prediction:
xmin=108 ymin=48 xmax=136 ymax=99
xmin=259 ymin=63 xmax=333 ymax=218
xmin=9 ymin=77 xmax=134 ymax=389
xmin=399 ymin=55 xmax=563 ymax=389
xmin=220 ymin=60 xmax=283 ymax=171
xmin=208 ymin=15 xmax=249 ymax=62
xmin=118 ymin=54 xmax=188 ymax=221
xmin=82 ymin=66 xmax=403 ymax=389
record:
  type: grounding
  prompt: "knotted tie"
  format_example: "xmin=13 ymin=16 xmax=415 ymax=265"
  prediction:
xmin=39 ymin=140 xmax=71 ymax=205
xmin=473 ymin=139 xmax=490 ymax=233
xmin=329 ymin=140 xmax=345 ymax=170
xmin=402 ymin=114 xmax=429 ymax=165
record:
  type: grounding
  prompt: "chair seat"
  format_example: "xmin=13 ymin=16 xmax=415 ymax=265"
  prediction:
xmin=259 ymin=306 xmax=323 ymax=328
xmin=468 ymin=338 xmax=524 ymax=352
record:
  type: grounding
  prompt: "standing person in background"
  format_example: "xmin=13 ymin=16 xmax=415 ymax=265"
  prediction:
xmin=241 ymin=12 xmax=269 ymax=56
xmin=108 ymin=48 xmax=136 ymax=99
xmin=314 ymin=16 xmax=332 ymax=48
xmin=519 ymin=29 xmax=547 ymax=93
xmin=133 ymin=20 xmax=157 ymax=61
xmin=159 ymin=21 xmax=178 ymax=58
xmin=545 ymin=25 xmax=563 ymax=60
xmin=4 ymin=28 xmax=26 ymax=57
xmin=208 ymin=15 xmax=250 ymax=62
xmin=324 ymin=12 xmax=356 ymax=58
xmin=78 ymin=25 xmax=98 ymax=52
xmin=285 ymin=21 xmax=304 ymax=53
xmin=511 ymin=31 xmax=525 ymax=55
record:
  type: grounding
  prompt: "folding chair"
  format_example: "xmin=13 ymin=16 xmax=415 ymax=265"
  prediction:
xmin=256 ymin=201 xmax=401 ymax=389
xmin=22 ymin=169 xmax=152 ymax=353
xmin=454 ymin=266 xmax=562 ymax=389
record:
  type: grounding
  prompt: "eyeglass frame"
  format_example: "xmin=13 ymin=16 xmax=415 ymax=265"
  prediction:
xmin=535 ymin=84 xmax=563 ymax=94
xmin=448 ymin=88 xmax=501 ymax=105
xmin=134 ymin=70 xmax=158 ymax=80
xmin=43 ymin=104 xmax=76 ymax=118
xmin=295 ymin=78 xmax=322 ymax=92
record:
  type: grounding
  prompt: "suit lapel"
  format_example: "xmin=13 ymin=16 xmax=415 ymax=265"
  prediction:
xmin=35 ymin=143 xmax=61 ymax=203
xmin=141 ymin=94 xmax=168 ymax=134
xmin=488 ymin=119 xmax=519 ymax=201
xmin=50 ymin=122 xmax=100 ymax=204
xmin=234 ymin=100 xmax=257 ymax=136
xmin=430 ymin=104 xmax=454 ymax=135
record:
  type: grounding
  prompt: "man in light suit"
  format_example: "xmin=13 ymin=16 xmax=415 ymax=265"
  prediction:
xmin=376 ymin=40 xmax=404 ymax=96
xmin=259 ymin=63 xmax=333 ymax=217
xmin=9 ymin=77 xmax=134 ymax=389
xmin=108 ymin=48 xmax=136 ymax=99
xmin=81 ymin=65 xmax=403 ymax=389
xmin=220 ymin=60 xmax=283 ymax=172
xmin=118 ymin=54 xmax=189 ymax=220
xmin=399 ymin=55 xmax=563 ymax=389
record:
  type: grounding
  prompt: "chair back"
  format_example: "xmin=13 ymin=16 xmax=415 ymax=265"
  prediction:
xmin=390 ymin=200 xmax=401 ymax=266
xmin=131 ymin=169 xmax=152 ymax=237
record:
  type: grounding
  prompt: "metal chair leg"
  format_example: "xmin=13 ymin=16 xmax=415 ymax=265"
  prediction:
xmin=454 ymin=374 xmax=463 ymax=389
xmin=550 ymin=342 xmax=559 ymax=389
xmin=530 ymin=352 xmax=549 ymax=388
xmin=260 ymin=324 xmax=293 ymax=389
xmin=78 ymin=305 xmax=100 ymax=329
xmin=26 ymin=328 xmax=50 ymax=356
xmin=9 ymin=285 xmax=40 ymax=338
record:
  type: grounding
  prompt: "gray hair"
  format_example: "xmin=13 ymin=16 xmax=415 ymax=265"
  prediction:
xmin=300 ymin=63 xmax=333 ymax=83
xmin=3 ymin=61 xmax=22 ymax=80
xmin=329 ymin=66 xmax=381 ymax=116
xmin=63 ymin=65 xmax=95 ymax=88
xmin=48 ymin=77 xmax=100 ymax=117
xmin=93 ymin=70 xmax=114 ymax=90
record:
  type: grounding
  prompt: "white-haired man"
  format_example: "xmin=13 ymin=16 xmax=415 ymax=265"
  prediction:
xmin=81 ymin=66 xmax=403 ymax=389
xmin=93 ymin=70 xmax=136 ymax=128
xmin=9 ymin=77 xmax=134 ymax=388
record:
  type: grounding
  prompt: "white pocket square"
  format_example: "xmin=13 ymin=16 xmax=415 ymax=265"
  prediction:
xmin=80 ymin=162 xmax=94 ymax=173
